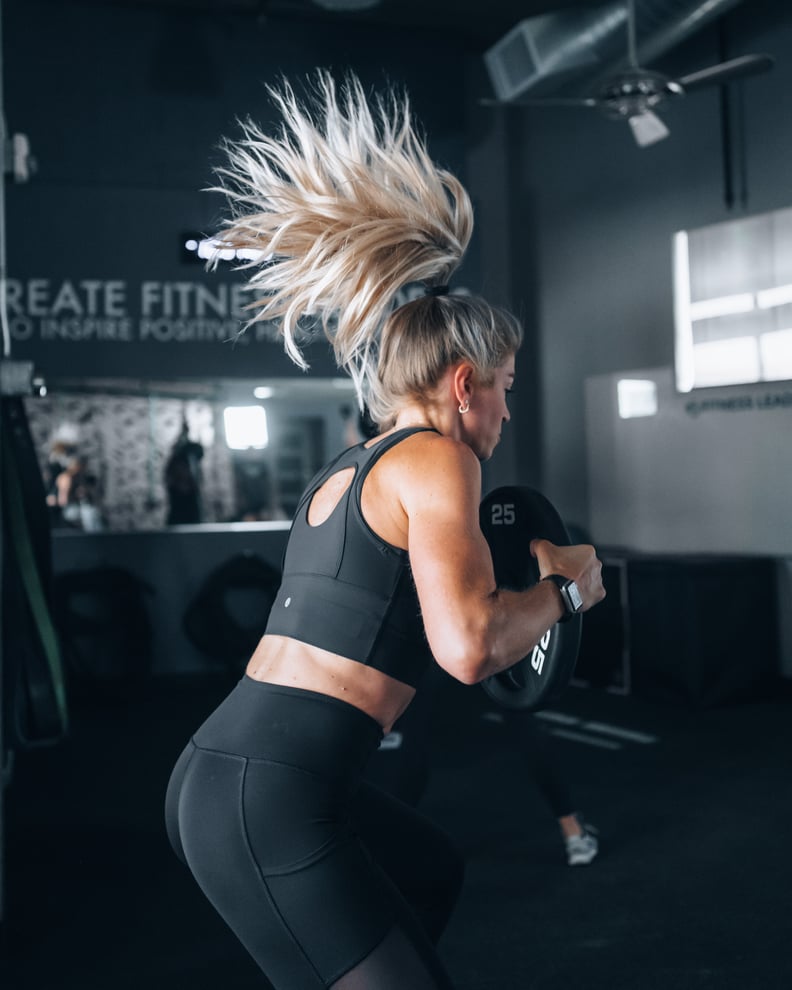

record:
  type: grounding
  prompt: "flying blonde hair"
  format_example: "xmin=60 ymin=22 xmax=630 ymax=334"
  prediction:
xmin=213 ymin=70 xmax=521 ymax=425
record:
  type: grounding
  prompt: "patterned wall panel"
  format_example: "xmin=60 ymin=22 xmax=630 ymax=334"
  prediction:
xmin=25 ymin=393 xmax=236 ymax=531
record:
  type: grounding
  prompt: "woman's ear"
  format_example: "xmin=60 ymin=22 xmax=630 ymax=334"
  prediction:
xmin=452 ymin=361 xmax=476 ymax=408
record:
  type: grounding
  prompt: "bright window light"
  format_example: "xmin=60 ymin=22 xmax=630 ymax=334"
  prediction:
xmin=756 ymin=284 xmax=792 ymax=310
xmin=759 ymin=328 xmax=792 ymax=380
xmin=692 ymin=336 xmax=760 ymax=388
xmin=689 ymin=293 xmax=755 ymax=322
xmin=674 ymin=231 xmax=695 ymax=393
xmin=676 ymin=207 xmax=792 ymax=391
xmin=253 ymin=386 xmax=274 ymax=399
xmin=223 ymin=406 xmax=269 ymax=450
xmin=617 ymin=379 xmax=658 ymax=419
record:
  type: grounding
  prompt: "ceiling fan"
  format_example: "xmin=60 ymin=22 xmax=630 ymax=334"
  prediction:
xmin=484 ymin=0 xmax=774 ymax=147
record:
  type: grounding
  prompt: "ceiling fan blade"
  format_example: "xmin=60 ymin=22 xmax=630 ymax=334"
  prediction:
xmin=479 ymin=97 xmax=598 ymax=109
xmin=677 ymin=53 xmax=774 ymax=93
xmin=628 ymin=110 xmax=669 ymax=147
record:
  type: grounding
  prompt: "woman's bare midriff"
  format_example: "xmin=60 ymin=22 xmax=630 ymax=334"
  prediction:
xmin=246 ymin=634 xmax=417 ymax=734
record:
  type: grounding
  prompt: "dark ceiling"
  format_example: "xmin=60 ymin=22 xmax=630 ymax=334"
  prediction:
xmin=65 ymin=0 xmax=609 ymax=48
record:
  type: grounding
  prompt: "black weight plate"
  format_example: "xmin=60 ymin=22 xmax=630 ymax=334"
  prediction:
xmin=479 ymin=486 xmax=582 ymax=711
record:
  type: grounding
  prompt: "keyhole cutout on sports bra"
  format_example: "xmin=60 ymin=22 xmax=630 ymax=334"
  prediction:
xmin=307 ymin=467 xmax=356 ymax=527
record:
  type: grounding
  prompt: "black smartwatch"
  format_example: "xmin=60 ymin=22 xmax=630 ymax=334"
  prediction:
xmin=542 ymin=574 xmax=584 ymax=623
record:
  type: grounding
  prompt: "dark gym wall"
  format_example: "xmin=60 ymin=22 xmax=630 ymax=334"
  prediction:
xmin=508 ymin=0 xmax=792 ymax=530
xmin=1 ymin=0 xmax=486 ymax=380
xmin=6 ymin=1 xmax=790 ymax=537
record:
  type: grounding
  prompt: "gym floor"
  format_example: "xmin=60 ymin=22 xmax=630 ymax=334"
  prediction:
xmin=3 ymin=669 xmax=791 ymax=989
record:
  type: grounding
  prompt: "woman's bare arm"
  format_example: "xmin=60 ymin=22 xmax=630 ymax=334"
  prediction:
xmin=403 ymin=436 xmax=604 ymax=684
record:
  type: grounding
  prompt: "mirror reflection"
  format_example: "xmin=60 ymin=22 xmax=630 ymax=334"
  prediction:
xmin=26 ymin=377 xmax=361 ymax=531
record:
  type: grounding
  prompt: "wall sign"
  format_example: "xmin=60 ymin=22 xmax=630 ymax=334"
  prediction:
xmin=684 ymin=389 xmax=792 ymax=417
xmin=6 ymin=276 xmax=339 ymax=380
xmin=8 ymin=277 xmax=258 ymax=345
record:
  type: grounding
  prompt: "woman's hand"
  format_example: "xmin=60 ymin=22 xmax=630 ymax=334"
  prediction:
xmin=530 ymin=539 xmax=606 ymax=612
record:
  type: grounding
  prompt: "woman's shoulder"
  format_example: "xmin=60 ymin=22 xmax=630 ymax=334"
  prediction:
xmin=391 ymin=430 xmax=480 ymax=493
xmin=418 ymin=428 xmax=475 ymax=455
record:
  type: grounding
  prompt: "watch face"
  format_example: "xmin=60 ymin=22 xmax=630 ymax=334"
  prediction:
xmin=566 ymin=581 xmax=584 ymax=612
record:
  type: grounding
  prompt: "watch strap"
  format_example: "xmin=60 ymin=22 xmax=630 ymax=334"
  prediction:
xmin=542 ymin=574 xmax=582 ymax=623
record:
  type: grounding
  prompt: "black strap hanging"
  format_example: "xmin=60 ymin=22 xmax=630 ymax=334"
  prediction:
xmin=1 ymin=399 xmax=69 ymax=745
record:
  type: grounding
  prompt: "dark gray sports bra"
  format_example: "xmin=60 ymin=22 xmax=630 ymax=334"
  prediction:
xmin=264 ymin=427 xmax=437 ymax=688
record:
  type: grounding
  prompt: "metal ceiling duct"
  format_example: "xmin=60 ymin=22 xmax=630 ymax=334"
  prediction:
xmin=484 ymin=0 xmax=749 ymax=102
xmin=312 ymin=0 xmax=381 ymax=9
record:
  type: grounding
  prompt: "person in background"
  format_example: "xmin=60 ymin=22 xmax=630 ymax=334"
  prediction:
xmin=498 ymin=709 xmax=599 ymax=866
xmin=44 ymin=439 xmax=76 ymax=526
xmin=52 ymin=452 xmax=103 ymax=532
xmin=163 ymin=419 xmax=204 ymax=525
xmin=165 ymin=71 xmax=605 ymax=989
xmin=369 ymin=675 xmax=599 ymax=866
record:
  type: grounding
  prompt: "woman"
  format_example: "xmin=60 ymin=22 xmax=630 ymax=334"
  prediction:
xmin=165 ymin=72 xmax=605 ymax=989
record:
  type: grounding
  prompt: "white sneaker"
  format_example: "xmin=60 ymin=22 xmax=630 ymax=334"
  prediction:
xmin=565 ymin=826 xmax=599 ymax=866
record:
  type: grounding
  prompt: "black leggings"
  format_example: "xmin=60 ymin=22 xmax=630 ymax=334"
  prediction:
xmin=501 ymin=711 xmax=575 ymax=820
xmin=165 ymin=677 xmax=462 ymax=989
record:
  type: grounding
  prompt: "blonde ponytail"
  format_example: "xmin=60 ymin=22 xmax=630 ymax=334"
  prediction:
xmin=212 ymin=71 xmax=473 ymax=402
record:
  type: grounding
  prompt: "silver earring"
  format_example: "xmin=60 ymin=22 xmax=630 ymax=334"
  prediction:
xmin=458 ymin=399 xmax=470 ymax=414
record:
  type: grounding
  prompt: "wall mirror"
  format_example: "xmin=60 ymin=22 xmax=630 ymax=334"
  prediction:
xmin=26 ymin=376 xmax=360 ymax=532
